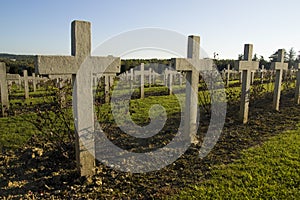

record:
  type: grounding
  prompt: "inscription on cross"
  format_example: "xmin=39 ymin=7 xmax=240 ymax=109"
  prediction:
xmin=171 ymin=35 xmax=213 ymax=144
xmin=270 ymin=49 xmax=288 ymax=111
xmin=234 ymin=44 xmax=259 ymax=124
xmin=35 ymin=20 xmax=121 ymax=176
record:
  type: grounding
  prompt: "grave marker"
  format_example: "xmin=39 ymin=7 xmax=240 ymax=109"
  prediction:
xmin=32 ymin=73 xmax=37 ymax=92
xmin=166 ymin=65 xmax=174 ymax=95
xmin=23 ymin=70 xmax=29 ymax=99
xmin=0 ymin=63 xmax=9 ymax=116
xmin=35 ymin=20 xmax=120 ymax=176
xmin=260 ymin=65 xmax=265 ymax=83
xmin=270 ymin=49 xmax=288 ymax=111
xmin=172 ymin=35 xmax=213 ymax=144
xmin=226 ymin=64 xmax=230 ymax=86
xmin=234 ymin=44 xmax=259 ymax=124
xmin=148 ymin=68 xmax=152 ymax=87
xmin=140 ymin=63 xmax=145 ymax=99
xmin=295 ymin=63 xmax=300 ymax=104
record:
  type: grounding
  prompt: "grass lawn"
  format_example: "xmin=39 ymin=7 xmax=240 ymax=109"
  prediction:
xmin=175 ymin=124 xmax=300 ymax=199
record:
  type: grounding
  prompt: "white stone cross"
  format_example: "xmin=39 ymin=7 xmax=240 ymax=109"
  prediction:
xmin=295 ymin=63 xmax=300 ymax=104
xmin=171 ymin=35 xmax=213 ymax=144
xmin=260 ymin=65 xmax=265 ymax=83
xmin=35 ymin=20 xmax=121 ymax=176
xmin=23 ymin=70 xmax=29 ymax=99
xmin=0 ymin=62 xmax=9 ymax=117
xmin=235 ymin=44 xmax=259 ymax=124
xmin=140 ymin=63 xmax=145 ymax=99
xmin=271 ymin=49 xmax=288 ymax=111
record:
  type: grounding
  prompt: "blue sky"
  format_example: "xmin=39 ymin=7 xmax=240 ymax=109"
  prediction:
xmin=1 ymin=0 xmax=300 ymax=60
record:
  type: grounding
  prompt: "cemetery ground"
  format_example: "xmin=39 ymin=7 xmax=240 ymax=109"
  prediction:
xmin=0 ymin=79 xmax=300 ymax=199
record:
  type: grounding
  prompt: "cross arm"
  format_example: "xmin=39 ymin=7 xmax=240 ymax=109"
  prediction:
xmin=234 ymin=60 xmax=259 ymax=71
xmin=6 ymin=74 xmax=20 ymax=81
xmin=270 ymin=62 xmax=288 ymax=70
xmin=87 ymin=56 xmax=121 ymax=74
xmin=171 ymin=58 xmax=213 ymax=71
xmin=35 ymin=55 xmax=78 ymax=75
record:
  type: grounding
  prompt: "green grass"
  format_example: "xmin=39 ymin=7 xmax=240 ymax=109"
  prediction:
xmin=0 ymin=115 xmax=40 ymax=149
xmin=175 ymin=125 xmax=300 ymax=199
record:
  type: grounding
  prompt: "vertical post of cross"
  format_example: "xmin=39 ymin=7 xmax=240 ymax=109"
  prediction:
xmin=140 ymin=63 xmax=145 ymax=99
xmin=226 ymin=64 xmax=230 ymax=87
xmin=295 ymin=63 xmax=300 ymax=104
xmin=32 ymin=73 xmax=37 ymax=92
xmin=35 ymin=21 xmax=94 ymax=177
xmin=23 ymin=70 xmax=29 ymax=99
xmin=260 ymin=65 xmax=265 ymax=84
xmin=271 ymin=49 xmax=288 ymax=111
xmin=148 ymin=68 xmax=152 ymax=88
xmin=0 ymin=63 xmax=9 ymax=117
xmin=235 ymin=44 xmax=259 ymax=124
xmin=168 ymin=65 xmax=173 ymax=95
xmin=186 ymin=36 xmax=200 ymax=144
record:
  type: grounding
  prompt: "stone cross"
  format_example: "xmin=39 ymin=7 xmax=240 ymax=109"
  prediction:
xmin=171 ymin=35 xmax=213 ymax=144
xmin=168 ymin=67 xmax=173 ymax=95
xmin=0 ymin=62 xmax=9 ymax=117
xmin=32 ymin=73 xmax=37 ymax=92
xmin=295 ymin=63 xmax=300 ymax=104
xmin=260 ymin=65 xmax=265 ymax=83
xmin=148 ymin=68 xmax=152 ymax=87
xmin=165 ymin=66 xmax=179 ymax=95
xmin=23 ymin=70 xmax=29 ymax=99
xmin=270 ymin=49 xmax=288 ymax=111
xmin=234 ymin=44 xmax=259 ymax=124
xmin=164 ymin=68 xmax=168 ymax=87
xmin=225 ymin=64 xmax=231 ymax=86
xmin=140 ymin=63 xmax=145 ymax=99
xmin=35 ymin=20 xmax=120 ymax=176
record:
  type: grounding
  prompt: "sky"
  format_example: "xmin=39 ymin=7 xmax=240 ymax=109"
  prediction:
xmin=1 ymin=0 xmax=300 ymax=60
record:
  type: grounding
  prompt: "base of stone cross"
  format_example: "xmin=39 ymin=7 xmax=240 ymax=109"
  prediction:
xmin=75 ymin=134 xmax=95 ymax=176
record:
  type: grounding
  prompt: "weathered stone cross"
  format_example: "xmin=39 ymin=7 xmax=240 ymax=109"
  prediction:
xmin=270 ymin=49 xmax=288 ymax=111
xmin=235 ymin=44 xmax=259 ymax=124
xmin=295 ymin=63 xmax=300 ymax=104
xmin=23 ymin=70 xmax=29 ymax=99
xmin=35 ymin=20 xmax=121 ymax=176
xmin=171 ymin=35 xmax=213 ymax=144
xmin=0 ymin=62 xmax=9 ymax=117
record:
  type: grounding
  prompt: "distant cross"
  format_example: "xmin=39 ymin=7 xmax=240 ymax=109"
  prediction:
xmin=32 ymin=73 xmax=37 ymax=92
xmin=148 ymin=68 xmax=152 ymax=87
xmin=271 ymin=49 xmax=288 ymax=111
xmin=226 ymin=64 xmax=231 ymax=86
xmin=235 ymin=44 xmax=259 ymax=124
xmin=294 ymin=63 xmax=300 ymax=104
xmin=0 ymin=62 xmax=9 ymax=117
xmin=140 ymin=63 xmax=145 ymax=99
xmin=172 ymin=35 xmax=213 ymax=144
xmin=23 ymin=70 xmax=29 ymax=99
xmin=260 ymin=65 xmax=265 ymax=83
xmin=35 ymin=20 xmax=121 ymax=176
xmin=167 ymin=65 xmax=174 ymax=95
